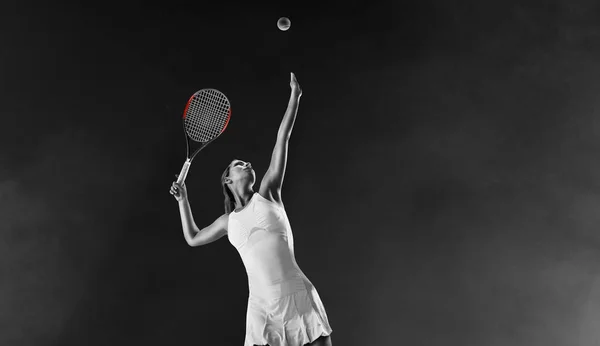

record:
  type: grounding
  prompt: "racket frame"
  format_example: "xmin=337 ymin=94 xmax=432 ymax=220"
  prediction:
xmin=176 ymin=90 xmax=231 ymax=185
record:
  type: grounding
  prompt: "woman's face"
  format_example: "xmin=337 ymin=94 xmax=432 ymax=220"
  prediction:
xmin=227 ymin=159 xmax=255 ymax=184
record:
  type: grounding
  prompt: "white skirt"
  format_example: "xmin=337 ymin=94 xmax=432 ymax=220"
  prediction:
xmin=244 ymin=275 xmax=333 ymax=346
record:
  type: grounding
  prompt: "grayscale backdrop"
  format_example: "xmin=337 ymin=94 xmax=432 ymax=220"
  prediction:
xmin=1 ymin=1 xmax=600 ymax=345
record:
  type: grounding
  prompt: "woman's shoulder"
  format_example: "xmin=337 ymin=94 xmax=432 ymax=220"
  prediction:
xmin=218 ymin=212 xmax=231 ymax=229
xmin=255 ymin=191 xmax=284 ymax=208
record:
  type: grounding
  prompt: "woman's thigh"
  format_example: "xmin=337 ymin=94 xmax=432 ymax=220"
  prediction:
xmin=253 ymin=334 xmax=332 ymax=346
xmin=305 ymin=334 xmax=332 ymax=346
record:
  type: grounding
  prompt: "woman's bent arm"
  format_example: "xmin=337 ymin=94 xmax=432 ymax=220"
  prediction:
xmin=178 ymin=200 xmax=229 ymax=247
xmin=178 ymin=198 xmax=201 ymax=245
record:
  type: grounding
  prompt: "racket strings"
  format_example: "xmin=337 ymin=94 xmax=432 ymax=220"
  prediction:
xmin=185 ymin=89 xmax=230 ymax=142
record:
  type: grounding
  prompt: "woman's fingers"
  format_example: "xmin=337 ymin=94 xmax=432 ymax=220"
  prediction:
xmin=170 ymin=180 xmax=184 ymax=199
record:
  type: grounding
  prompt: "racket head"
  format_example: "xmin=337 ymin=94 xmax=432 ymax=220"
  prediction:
xmin=182 ymin=89 xmax=231 ymax=144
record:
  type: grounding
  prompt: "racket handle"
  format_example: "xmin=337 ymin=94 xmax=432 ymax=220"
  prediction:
xmin=177 ymin=159 xmax=192 ymax=185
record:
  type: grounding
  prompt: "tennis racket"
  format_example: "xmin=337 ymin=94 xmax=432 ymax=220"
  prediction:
xmin=176 ymin=89 xmax=231 ymax=185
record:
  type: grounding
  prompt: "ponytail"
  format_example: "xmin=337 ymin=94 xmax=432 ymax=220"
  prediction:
xmin=220 ymin=165 xmax=236 ymax=214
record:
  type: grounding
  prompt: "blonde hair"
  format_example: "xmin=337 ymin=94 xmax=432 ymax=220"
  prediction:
xmin=220 ymin=163 xmax=236 ymax=214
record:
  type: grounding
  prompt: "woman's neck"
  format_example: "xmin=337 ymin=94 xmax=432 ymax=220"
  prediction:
xmin=232 ymin=188 xmax=254 ymax=210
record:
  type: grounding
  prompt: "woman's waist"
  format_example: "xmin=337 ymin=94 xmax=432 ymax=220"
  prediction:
xmin=247 ymin=271 xmax=309 ymax=301
xmin=241 ymin=242 xmax=297 ymax=278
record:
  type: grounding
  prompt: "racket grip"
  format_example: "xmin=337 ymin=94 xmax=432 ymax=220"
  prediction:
xmin=177 ymin=160 xmax=192 ymax=185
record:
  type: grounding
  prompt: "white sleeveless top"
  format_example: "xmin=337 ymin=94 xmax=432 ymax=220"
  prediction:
xmin=227 ymin=192 xmax=304 ymax=291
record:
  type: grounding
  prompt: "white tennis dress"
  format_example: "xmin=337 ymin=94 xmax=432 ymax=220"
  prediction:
xmin=227 ymin=192 xmax=333 ymax=346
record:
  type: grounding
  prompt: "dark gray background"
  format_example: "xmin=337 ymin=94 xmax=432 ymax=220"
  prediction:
xmin=1 ymin=0 xmax=600 ymax=345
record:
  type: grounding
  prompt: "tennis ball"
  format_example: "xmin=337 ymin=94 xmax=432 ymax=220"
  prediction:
xmin=277 ymin=17 xmax=291 ymax=31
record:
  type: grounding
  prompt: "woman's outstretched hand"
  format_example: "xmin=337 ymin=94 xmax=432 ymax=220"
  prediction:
xmin=170 ymin=175 xmax=188 ymax=202
xmin=290 ymin=72 xmax=302 ymax=97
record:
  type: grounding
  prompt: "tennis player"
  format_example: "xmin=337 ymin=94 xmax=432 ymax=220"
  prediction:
xmin=170 ymin=73 xmax=333 ymax=346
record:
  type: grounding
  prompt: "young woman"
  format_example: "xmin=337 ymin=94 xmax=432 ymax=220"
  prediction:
xmin=169 ymin=73 xmax=333 ymax=346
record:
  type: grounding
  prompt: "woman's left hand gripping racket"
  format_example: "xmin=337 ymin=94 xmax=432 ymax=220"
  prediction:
xmin=176 ymin=89 xmax=231 ymax=185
